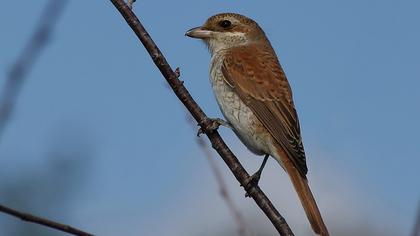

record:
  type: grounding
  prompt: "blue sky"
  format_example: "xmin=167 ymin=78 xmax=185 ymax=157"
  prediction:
xmin=0 ymin=1 xmax=419 ymax=235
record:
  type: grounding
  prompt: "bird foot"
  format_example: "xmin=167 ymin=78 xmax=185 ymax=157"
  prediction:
xmin=197 ymin=118 xmax=231 ymax=136
xmin=243 ymin=171 xmax=262 ymax=198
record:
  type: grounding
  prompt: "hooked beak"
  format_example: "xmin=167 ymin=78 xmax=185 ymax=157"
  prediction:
xmin=185 ymin=26 xmax=213 ymax=39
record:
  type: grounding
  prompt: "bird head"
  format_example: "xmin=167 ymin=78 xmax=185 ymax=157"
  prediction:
xmin=186 ymin=13 xmax=267 ymax=54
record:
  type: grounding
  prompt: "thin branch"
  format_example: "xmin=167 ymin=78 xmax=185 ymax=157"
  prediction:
xmin=187 ymin=116 xmax=252 ymax=236
xmin=109 ymin=1 xmax=294 ymax=235
xmin=0 ymin=204 xmax=93 ymax=236
xmin=0 ymin=0 xmax=68 ymax=141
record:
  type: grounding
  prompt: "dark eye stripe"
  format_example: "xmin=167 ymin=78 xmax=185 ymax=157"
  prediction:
xmin=219 ymin=20 xmax=232 ymax=28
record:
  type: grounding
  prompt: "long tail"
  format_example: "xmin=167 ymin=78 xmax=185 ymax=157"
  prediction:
xmin=275 ymin=148 xmax=329 ymax=236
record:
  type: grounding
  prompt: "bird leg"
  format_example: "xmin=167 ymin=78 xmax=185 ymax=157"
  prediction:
xmin=197 ymin=118 xmax=231 ymax=136
xmin=251 ymin=154 xmax=269 ymax=184
xmin=244 ymin=154 xmax=269 ymax=197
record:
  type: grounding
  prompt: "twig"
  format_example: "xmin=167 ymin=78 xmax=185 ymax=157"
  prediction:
xmin=109 ymin=1 xmax=294 ymax=235
xmin=0 ymin=0 xmax=68 ymax=141
xmin=127 ymin=0 xmax=136 ymax=9
xmin=187 ymin=116 xmax=252 ymax=236
xmin=0 ymin=204 xmax=94 ymax=236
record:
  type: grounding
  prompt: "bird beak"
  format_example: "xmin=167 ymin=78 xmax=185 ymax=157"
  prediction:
xmin=185 ymin=26 xmax=213 ymax=39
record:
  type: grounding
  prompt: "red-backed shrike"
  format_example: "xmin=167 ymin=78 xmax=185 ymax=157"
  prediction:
xmin=186 ymin=13 xmax=329 ymax=236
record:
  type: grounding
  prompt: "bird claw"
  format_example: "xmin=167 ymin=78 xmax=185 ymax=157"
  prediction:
xmin=243 ymin=172 xmax=262 ymax=198
xmin=243 ymin=154 xmax=268 ymax=197
xmin=197 ymin=127 xmax=205 ymax=137
xmin=174 ymin=67 xmax=181 ymax=78
xmin=197 ymin=118 xmax=230 ymax=137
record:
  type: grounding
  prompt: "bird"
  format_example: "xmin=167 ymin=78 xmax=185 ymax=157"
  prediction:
xmin=186 ymin=13 xmax=329 ymax=236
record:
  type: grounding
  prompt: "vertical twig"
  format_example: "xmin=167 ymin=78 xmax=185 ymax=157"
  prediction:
xmin=0 ymin=0 xmax=68 ymax=141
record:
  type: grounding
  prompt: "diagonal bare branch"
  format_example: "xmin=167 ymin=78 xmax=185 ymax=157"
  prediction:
xmin=109 ymin=1 xmax=294 ymax=235
xmin=0 ymin=204 xmax=93 ymax=236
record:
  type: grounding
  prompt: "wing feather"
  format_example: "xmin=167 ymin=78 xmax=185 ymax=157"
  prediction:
xmin=222 ymin=44 xmax=308 ymax=176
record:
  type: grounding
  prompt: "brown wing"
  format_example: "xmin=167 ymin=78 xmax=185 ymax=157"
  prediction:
xmin=222 ymin=44 xmax=308 ymax=176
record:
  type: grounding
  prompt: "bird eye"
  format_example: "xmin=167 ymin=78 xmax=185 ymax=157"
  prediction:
xmin=219 ymin=20 xmax=232 ymax=28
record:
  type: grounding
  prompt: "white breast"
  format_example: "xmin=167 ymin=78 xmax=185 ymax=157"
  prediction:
xmin=209 ymin=52 xmax=271 ymax=156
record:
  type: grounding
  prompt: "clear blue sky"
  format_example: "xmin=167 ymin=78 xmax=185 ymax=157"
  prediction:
xmin=0 ymin=1 xmax=419 ymax=235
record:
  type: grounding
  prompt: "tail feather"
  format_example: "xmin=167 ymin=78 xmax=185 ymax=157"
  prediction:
xmin=275 ymin=147 xmax=329 ymax=236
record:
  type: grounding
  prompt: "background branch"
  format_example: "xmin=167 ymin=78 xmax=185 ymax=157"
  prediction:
xmin=187 ymin=116 xmax=252 ymax=236
xmin=0 ymin=0 xmax=95 ymax=235
xmin=0 ymin=204 xmax=93 ymax=236
xmin=109 ymin=0 xmax=294 ymax=235
xmin=0 ymin=0 xmax=68 ymax=141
